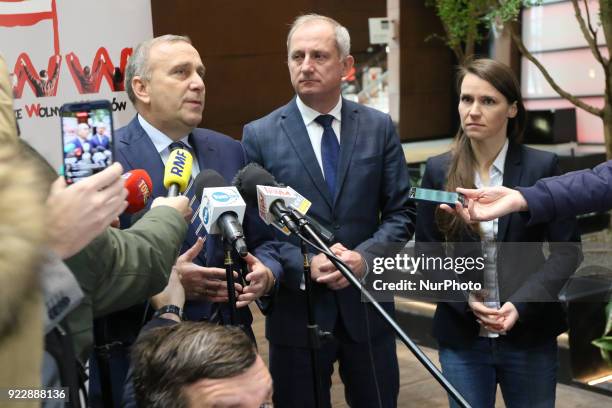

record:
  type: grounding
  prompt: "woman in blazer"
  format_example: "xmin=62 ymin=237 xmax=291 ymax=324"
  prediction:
xmin=415 ymin=59 xmax=582 ymax=408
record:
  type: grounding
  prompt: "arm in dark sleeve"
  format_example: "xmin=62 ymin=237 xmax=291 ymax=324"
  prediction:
xmin=355 ymin=115 xmax=416 ymax=269
xmin=242 ymin=124 xmax=305 ymax=291
xmin=518 ymin=159 xmax=612 ymax=224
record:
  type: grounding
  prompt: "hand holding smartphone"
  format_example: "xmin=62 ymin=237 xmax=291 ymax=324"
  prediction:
xmin=60 ymin=100 xmax=114 ymax=184
xmin=409 ymin=187 xmax=466 ymax=207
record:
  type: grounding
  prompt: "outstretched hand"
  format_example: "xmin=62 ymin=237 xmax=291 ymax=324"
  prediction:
xmin=439 ymin=186 xmax=528 ymax=223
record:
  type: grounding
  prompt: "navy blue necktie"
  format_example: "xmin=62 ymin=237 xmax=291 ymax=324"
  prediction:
xmin=315 ymin=114 xmax=340 ymax=196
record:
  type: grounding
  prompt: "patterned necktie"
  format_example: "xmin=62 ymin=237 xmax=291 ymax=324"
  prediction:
xmin=315 ymin=114 xmax=340 ymax=196
xmin=168 ymin=141 xmax=204 ymax=238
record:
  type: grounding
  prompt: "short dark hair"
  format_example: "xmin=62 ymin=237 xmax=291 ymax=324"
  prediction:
xmin=131 ymin=322 xmax=257 ymax=408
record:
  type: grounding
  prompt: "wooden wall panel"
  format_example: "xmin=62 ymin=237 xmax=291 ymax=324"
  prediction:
xmin=151 ymin=0 xmax=386 ymax=139
xmin=399 ymin=1 xmax=455 ymax=140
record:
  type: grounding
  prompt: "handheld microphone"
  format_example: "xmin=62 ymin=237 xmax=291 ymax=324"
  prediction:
xmin=163 ymin=146 xmax=193 ymax=196
xmin=233 ymin=163 xmax=299 ymax=235
xmin=122 ymin=169 xmax=153 ymax=214
xmin=194 ymin=170 xmax=248 ymax=257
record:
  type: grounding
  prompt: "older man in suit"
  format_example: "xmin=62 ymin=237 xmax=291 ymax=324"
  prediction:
xmin=93 ymin=34 xmax=282 ymax=407
xmin=243 ymin=14 xmax=416 ymax=408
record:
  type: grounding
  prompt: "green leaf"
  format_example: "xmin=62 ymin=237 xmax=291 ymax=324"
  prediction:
xmin=592 ymin=336 xmax=612 ymax=351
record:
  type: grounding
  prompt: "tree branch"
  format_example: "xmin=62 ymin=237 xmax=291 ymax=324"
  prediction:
xmin=439 ymin=20 xmax=465 ymax=63
xmin=509 ymin=25 xmax=604 ymax=117
xmin=572 ymin=0 xmax=607 ymax=66
xmin=583 ymin=0 xmax=599 ymax=42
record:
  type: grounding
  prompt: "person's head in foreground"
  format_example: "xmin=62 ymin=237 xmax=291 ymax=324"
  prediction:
xmin=132 ymin=322 xmax=273 ymax=408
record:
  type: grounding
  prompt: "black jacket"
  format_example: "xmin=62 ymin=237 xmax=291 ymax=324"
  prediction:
xmin=415 ymin=143 xmax=582 ymax=348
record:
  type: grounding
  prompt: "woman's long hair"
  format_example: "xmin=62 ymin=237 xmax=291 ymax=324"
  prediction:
xmin=436 ymin=58 xmax=526 ymax=240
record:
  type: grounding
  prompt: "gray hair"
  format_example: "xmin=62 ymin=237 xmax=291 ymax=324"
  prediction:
xmin=287 ymin=14 xmax=351 ymax=59
xmin=131 ymin=322 xmax=257 ymax=408
xmin=124 ymin=34 xmax=192 ymax=104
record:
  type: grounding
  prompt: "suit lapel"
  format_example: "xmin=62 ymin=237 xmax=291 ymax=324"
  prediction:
xmin=189 ymin=130 xmax=214 ymax=173
xmin=334 ymin=100 xmax=359 ymax=204
xmin=497 ymin=143 xmax=522 ymax=241
xmin=118 ymin=118 xmax=167 ymax=200
xmin=280 ymin=100 xmax=333 ymax=208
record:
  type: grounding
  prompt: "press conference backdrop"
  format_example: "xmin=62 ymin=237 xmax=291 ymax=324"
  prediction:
xmin=0 ymin=0 xmax=153 ymax=170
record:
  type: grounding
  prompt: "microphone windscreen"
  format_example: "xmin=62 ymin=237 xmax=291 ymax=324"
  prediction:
xmin=123 ymin=169 xmax=153 ymax=214
xmin=232 ymin=163 xmax=279 ymax=207
xmin=194 ymin=169 xmax=227 ymax=202
xmin=163 ymin=148 xmax=193 ymax=192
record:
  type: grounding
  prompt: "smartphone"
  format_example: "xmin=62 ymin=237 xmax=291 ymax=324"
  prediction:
xmin=409 ymin=187 xmax=465 ymax=207
xmin=60 ymin=100 xmax=114 ymax=184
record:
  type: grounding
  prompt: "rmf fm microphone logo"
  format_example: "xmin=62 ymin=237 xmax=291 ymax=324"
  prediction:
xmin=170 ymin=150 xmax=188 ymax=177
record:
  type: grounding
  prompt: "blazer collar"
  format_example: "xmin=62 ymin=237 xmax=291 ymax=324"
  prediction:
xmin=119 ymin=117 xmax=217 ymax=190
xmin=280 ymin=98 xmax=333 ymax=208
xmin=497 ymin=142 xmax=523 ymax=241
xmin=334 ymin=101 xmax=359 ymax=203
xmin=118 ymin=117 xmax=168 ymax=200
xmin=188 ymin=131 xmax=214 ymax=172
xmin=279 ymin=98 xmax=360 ymax=208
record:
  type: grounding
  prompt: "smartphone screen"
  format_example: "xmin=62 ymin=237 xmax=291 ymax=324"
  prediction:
xmin=409 ymin=187 xmax=465 ymax=207
xmin=60 ymin=100 xmax=114 ymax=184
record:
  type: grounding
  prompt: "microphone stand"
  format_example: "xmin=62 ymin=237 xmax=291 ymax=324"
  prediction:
xmin=291 ymin=212 xmax=471 ymax=408
xmin=300 ymin=239 xmax=330 ymax=408
xmin=223 ymin=240 xmax=238 ymax=325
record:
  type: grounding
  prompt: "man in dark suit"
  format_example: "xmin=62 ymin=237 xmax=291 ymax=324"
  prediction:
xmin=91 ymin=122 xmax=110 ymax=150
xmin=242 ymin=14 xmax=416 ymax=408
xmin=93 ymin=34 xmax=282 ymax=407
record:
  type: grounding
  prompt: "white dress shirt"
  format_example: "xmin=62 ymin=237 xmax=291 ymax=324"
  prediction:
xmin=137 ymin=114 xmax=201 ymax=177
xmin=474 ymin=138 xmax=509 ymax=338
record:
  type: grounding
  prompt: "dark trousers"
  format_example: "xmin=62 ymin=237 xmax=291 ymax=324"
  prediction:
xmin=269 ymin=320 xmax=399 ymax=408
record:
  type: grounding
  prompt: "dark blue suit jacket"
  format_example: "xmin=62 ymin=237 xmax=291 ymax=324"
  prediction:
xmin=416 ymin=143 xmax=582 ymax=348
xmin=91 ymin=134 xmax=110 ymax=150
xmin=115 ymin=116 xmax=282 ymax=323
xmin=243 ymin=98 xmax=416 ymax=346
xmin=519 ymin=159 xmax=612 ymax=224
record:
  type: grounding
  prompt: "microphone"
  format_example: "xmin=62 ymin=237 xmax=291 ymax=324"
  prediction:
xmin=234 ymin=163 xmax=336 ymax=244
xmin=122 ymin=169 xmax=153 ymax=214
xmin=163 ymin=146 xmax=193 ymax=197
xmin=194 ymin=170 xmax=248 ymax=257
xmin=233 ymin=163 xmax=299 ymax=235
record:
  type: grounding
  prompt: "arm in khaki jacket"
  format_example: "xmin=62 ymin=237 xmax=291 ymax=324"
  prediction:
xmin=64 ymin=206 xmax=188 ymax=362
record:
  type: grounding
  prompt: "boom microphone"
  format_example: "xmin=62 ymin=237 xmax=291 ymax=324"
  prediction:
xmin=122 ymin=169 xmax=153 ymax=214
xmin=194 ymin=170 xmax=248 ymax=256
xmin=163 ymin=145 xmax=193 ymax=196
